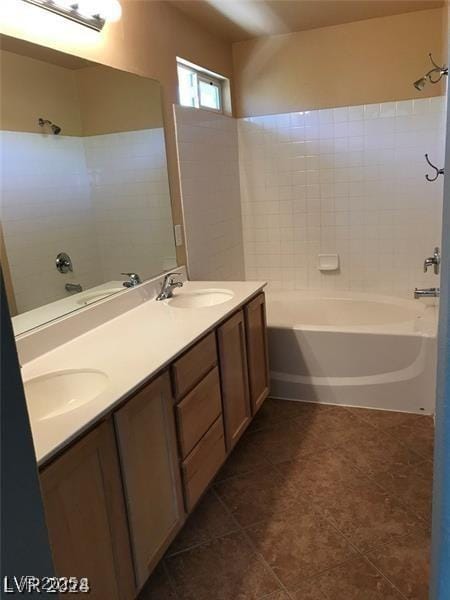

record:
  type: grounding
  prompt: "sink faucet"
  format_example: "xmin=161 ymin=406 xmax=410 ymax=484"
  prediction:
xmin=414 ymin=287 xmax=440 ymax=299
xmin=121 ymin=272 xmax=141 ymax=288
xmin=156 ymin=272 xmax=183 ymax=301
xmin=424 ymin=247 xmax=440 ymax=274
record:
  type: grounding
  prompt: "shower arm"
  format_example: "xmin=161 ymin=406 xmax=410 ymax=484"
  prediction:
xmin=424 ymin=153 xmax=445 ymax=182
xmin=426 ymin=53 xmax=448 ymax=84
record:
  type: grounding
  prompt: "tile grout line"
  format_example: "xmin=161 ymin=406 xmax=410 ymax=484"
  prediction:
xmin=212 ymin=487 xmax=298 ymax=600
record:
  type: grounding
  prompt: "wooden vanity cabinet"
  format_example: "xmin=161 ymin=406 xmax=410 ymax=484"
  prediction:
xmin=114 ymin=371 xmax=184 ymax=589
xmin=217 ymin=309 xmax=252 ymax=450
xmin=40 ymin=419 xmax=135 ymax=600
xmin=39 ymin=291 xmax=270 ymax=599
xmin=244 ymin=293 xmax=270 ymax=414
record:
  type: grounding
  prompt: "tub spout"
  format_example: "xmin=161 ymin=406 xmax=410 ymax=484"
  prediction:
xmin=414 ymin=287 xmax=440 ymax=299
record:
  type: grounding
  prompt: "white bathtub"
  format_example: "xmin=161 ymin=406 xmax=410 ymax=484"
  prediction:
xmin=266 ymin=291 xmax=438 ymax=414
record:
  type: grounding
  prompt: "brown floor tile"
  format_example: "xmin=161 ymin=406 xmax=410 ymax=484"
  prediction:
xmin=248 ymin=420 xmax=330 ymax=465
xmin=294 ymin=407 xmax=379 ymax=448
xmin=276 ymin=449 xmax=369 ymax=501
xmin=291 ymin=557 xmax=405 ymax=600
xmin=248 ymin=399 xmax=331 ymax=432
xmin=138 ymin=563 xmax=177 ymax=600
xmin=367 ymin=529 xmax=431 ymax=600
xmin=165 ymin=531 xmax=281 ymax=600
xmin=375 ymin=461 xmax=434 ymax=523
xmin=245 ymin=505 xmax=356 ymax=591
xmin=216 ymin=432 xmax=272 ymax=480
xmin=167 ymin=491 xmax=238 ymax=555
xmin=348 ymin=407 xmax=427 ymax=430
xmin=214 ymin=466 xmax=299 ymax=527
xmin=338 ymin=425 xmax=423 ymax=478
xmin=387 ymin=419 xmax=435 ymax=461
xmin=317 ymin=476 xmax=421 ymax=553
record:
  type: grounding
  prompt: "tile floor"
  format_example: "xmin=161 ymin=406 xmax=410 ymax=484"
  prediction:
xmin=139 ymin=399 xmax=435 ymax=600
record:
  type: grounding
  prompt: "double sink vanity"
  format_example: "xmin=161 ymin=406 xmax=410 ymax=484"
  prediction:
xmin=21 ymin=278 xmax=269 ymax=598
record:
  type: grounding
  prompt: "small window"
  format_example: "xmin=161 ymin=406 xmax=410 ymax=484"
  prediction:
xmin=177 ymin=59 xmax=223 ymax=113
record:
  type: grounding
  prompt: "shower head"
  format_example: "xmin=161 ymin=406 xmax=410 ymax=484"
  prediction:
xmin=38 ymin=118 xmax=62 ymax=135
xmin=413 ymin=77 xmax=427 ymax=91
xmin=413 ymin=53 xmax=448 ymax=91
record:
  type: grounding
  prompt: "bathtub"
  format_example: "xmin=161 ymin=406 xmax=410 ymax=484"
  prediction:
xmin=266 ymin=291 xmax=438 ymax=414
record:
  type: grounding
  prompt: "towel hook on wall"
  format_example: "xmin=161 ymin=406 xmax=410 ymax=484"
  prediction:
xmin=424 ymin=153 xmax=444 ymax=182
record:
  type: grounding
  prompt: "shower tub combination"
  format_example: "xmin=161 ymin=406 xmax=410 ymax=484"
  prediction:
xmin=266 ymin=291 xmax=438 ymax=414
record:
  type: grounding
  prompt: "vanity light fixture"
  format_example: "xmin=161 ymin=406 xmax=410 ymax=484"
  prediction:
xmin=21 ymin=0 xmax=122 ymax=32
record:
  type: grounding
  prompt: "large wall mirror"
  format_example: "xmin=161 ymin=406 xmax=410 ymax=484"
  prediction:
xmin=0 ymin=35 xmax=177 ymax=336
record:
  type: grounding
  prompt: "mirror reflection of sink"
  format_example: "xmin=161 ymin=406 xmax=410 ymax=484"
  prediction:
xmin=76 ymin=288 xmax=123 ymax=306
xmin=24 ymin=369 xmax=109 ymax=422
xmin=167 ymin=288 xmax=234 ymax=309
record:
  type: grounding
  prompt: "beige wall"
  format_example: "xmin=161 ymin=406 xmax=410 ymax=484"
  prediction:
xmin=0 ymin=50 xmax=83 ymax=135
xmin=1 ymin=50 xmax=165 ymax=135
xmin=0 ymin=0 xmax=234 ymax=266
xmin=232 ymin=8 xmax=446 ymax=117
xmin=77 ymin=66 xmax=163 ymax=135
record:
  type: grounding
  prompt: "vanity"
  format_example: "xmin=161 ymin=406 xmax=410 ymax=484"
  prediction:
xmin=21 ymin=280 xmax=269 ymax=599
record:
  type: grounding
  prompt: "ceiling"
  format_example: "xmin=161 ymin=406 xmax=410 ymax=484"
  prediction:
xmin=171 ymin=0 xmax=444 ymax=42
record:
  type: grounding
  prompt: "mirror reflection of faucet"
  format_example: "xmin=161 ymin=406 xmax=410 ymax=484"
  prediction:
xmin=121 ymin=272 xmax=142 ymax=288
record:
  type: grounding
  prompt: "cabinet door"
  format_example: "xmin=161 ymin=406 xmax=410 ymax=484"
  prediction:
xmin=114 ymin=372 xmax=184 ymax=589
xmin=40 ymin=420 xmax=135 ymax=600
xmin=217 ymin=310 xmax=251 ymax=450
xmin=245 ymin=293 xmax=270 ymax=414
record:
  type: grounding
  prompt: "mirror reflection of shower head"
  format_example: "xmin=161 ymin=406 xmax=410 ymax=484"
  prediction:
xmin=414 ymin=53 xmax=448 ymax=91
xmin=38 ymin=118 xmax=62 ymax=135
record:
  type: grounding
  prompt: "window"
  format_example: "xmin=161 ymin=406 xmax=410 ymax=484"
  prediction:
xmin=177 ymin=58 xmax=224 ymax=113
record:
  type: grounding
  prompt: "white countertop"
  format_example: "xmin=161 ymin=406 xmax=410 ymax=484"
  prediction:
xmin=21 ymin=280 xmax=265 ymax=466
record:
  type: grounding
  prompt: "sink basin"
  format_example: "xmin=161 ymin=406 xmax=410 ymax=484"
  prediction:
xmin=76 ymin=288 xmax=123 ymax=306
xmin=167 ymin=288 xmax=234 ymax=309
xmin=24 ymin=369 xmax=109 ymax=421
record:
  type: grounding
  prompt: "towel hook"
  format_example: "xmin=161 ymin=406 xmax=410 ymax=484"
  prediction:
xmin=424 ymin=153 xmax=444 ymax=182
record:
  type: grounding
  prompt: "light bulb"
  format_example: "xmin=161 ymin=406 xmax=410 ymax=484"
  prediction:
xmin=77 ymin=0 xmax=122 ymax=22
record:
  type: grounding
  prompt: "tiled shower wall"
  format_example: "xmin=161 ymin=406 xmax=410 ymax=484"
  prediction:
xmin=1 ymin=132 xmax=99 ymax=312
xmin=1 ymin=128 xmax=176 ymax=313
xmin=238 ymin=97 xmax=446 ymax=296
xmin=174 ymin=106 xmax=245 ymax=280
xmin=85 ymin=128 xmax=176 ymax=282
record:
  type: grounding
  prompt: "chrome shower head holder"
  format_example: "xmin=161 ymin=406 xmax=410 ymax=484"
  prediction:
xmin=414 ymin=53 xmax=448 ymax=91
xmin=38 ymin=117 xmax=62 ymax=135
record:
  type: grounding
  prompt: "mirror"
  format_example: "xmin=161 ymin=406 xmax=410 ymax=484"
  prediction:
xmin=0 ymin=35 xmax=177 ymax=336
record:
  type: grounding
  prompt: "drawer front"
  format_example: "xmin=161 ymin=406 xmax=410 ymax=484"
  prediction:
xmin=172 ymin=332 xmax=218 ymax=399
xmin=181 ymin=416 xmax=226 ymax=511
xmin=176 ymin=367 xmax=222 ymax=459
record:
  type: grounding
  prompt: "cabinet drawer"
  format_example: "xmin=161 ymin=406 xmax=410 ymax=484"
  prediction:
xmin=181 ymin=416 xmax=226 ymax=511
xmin=176 ymin=367 xmax=222 ymax=459
xmin=172 ymin=332 xmax=218 ymax=399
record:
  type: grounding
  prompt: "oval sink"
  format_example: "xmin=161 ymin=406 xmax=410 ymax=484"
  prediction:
xmin=24 ymin=369 xmax=109 ymax=422
xmin=167 ymin=288 xmax=234 ymax=309
xmin=76 ymin=288 xmax=123 ymax=306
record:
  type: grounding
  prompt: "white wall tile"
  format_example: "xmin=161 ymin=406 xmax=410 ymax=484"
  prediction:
xmin=174 ymin=106 xmax=245 ymax=281
xmin=238 ymin=97 xmax=445 ymax=296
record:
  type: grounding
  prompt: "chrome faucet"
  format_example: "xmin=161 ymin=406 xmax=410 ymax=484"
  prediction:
xmin=156 ymin=272 xmax=183 ymax=300
xmin=414 ymin=287 xmax=440 ymax=299
xmin=424 ymin=247 xmax=440 ymax=274
xmin=121 ymin=272 xmax=141 ymax=288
